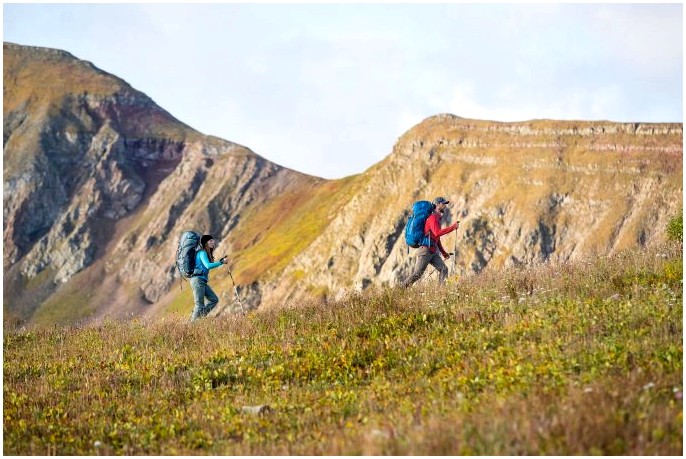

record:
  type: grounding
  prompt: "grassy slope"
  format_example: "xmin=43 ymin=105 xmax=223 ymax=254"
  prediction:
xmin=3 ymin=242 xmax=682 ymax=455
xmin=227 ymin=173 xmax=365 ymax=283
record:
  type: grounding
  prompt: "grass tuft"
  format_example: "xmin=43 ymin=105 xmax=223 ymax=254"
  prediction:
xmin=667 ymin=212 xmax=683 ymax=243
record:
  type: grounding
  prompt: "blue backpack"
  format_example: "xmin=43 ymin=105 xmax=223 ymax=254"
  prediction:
xmin=404 ymin=201 xmax=434 ymax=248
xmin=176 ymin=231 xmax=201 ymax=278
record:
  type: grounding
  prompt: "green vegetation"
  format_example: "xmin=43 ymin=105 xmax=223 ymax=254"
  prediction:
xmin=667 ymin=212 xmax=683 ymax=242
xmin=228 ymin=174 xmax=364 ymax=284
xmin=166 ymin=289 xmax=192 ymax=316
xmin=4 ymin=243 xmax=682 ymax=455
xmin=30 ymin=282 xmax=97 ymax=327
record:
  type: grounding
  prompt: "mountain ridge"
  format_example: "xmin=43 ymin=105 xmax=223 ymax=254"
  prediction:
xmin=2 ymin=42 xmax=682 ymax=326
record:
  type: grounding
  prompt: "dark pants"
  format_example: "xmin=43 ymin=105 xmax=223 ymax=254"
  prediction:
xmin=189 ymin=276 xmax=219 ymax=321
xmin=402 ymin=246 xmax=449 ymax=287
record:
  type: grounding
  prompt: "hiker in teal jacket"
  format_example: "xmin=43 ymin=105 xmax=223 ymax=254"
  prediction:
xmin=190 ymin=234 xmax=228 ymax=321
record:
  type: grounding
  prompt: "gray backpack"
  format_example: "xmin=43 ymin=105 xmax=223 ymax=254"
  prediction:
xmin=176 ymin=231 xmax=201 ymax=278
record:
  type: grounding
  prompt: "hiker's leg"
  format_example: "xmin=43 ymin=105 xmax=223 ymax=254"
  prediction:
xmin=403 ymin=246 xmax=433 ymax=287
xmin=203 ymin=284 xmax=219 ymax=315
xmin=429 ymin=253 xmax=449 ymax=285
xmin=189 ymin=277 xmax=206 ymax=321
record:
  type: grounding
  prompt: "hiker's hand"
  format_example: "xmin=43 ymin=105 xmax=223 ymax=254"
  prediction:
xmin=220 ymin=257 xmax=228 ymax=264
xmin=454 ymin=221 xmax=460 ymax=230
xmin=443 ymin=253 xmax=451 ymax=260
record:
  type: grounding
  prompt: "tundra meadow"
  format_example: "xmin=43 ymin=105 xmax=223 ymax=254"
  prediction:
xmin=3 ymin=219 xmax=683 ymax=455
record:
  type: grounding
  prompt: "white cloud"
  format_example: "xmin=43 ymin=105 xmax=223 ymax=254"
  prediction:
xmin=245 ymin=55 xmax=269 ymax=75
xmin=588 ymin=4 xmax=683 ymax=76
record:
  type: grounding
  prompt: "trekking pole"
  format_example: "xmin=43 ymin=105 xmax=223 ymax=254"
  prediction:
xmin=227 ymin=266 xmax=245 ymax=314
xmin=453 ymin=228 xmax=457 ymax=275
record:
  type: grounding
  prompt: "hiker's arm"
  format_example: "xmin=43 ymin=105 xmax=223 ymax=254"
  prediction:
xmin=198 ymin=251 xmax=223 ymax=270
xmin=427 ymin=215 xmax=457 ymax=238
xmin=435 ymin=221 xmax=458 ymax=237
xmin=426 ymin=215 xmax=453 ymax=258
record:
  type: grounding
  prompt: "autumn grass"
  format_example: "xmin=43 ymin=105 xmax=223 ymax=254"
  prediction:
xmin=228 ymin=174 xmax=364 ymax=285
xmin=3 ymin=243 xmax=682 ymax=455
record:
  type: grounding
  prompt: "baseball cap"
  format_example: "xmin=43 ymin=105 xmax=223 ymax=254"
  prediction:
xmin=433 ymin=197 xmax=450 ymax=205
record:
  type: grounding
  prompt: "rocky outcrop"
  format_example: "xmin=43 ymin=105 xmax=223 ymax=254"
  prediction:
xmin=4 ymin=76 xmax=187 ymax=284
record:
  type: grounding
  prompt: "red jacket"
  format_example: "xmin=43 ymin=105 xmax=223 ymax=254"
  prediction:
xmin=424 ymin=212 xmax=458 ymax=257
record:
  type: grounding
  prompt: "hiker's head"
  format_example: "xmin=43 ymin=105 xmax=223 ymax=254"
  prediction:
xmin=200 ymin=235 xmax=217 ymax=261
xmin=200 ymin=234 xmax=215 ymax=248
xmin=433 ymin=196 xmax=450 ymax=213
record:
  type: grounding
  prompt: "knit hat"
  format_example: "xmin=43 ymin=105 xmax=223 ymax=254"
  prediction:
xmin=200 ymin=234 xmax=214 ymax=247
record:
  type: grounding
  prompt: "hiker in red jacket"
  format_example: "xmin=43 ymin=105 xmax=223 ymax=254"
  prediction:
xmin=402 ymin=197 xmax=459 ymax=287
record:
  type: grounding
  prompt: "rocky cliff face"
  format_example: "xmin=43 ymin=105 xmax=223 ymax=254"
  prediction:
xmin=4 ymin=44 xmax=188 ymax=279
xmin=3 ymin=43 xmax=683 ymax=325
xmin=3 ymin=43 xmax=316 ymax=324
xmin=259 ymin=114 xmax=682 ymax=309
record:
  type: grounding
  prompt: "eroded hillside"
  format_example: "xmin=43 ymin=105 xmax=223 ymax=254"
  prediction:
xmin=257 ymin=114 xmax=682 ymax=310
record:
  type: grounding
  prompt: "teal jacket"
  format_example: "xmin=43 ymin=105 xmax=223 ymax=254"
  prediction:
xmin=194 ymin=250 xmax=222 ymax=281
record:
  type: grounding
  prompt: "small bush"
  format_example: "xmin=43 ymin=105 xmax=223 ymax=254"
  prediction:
xmin=666 ymin=212 xmax=683 ymax=242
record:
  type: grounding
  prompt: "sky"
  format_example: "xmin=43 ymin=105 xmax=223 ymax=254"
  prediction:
xmin=2 ymin=2 xmax=683 ymax=179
